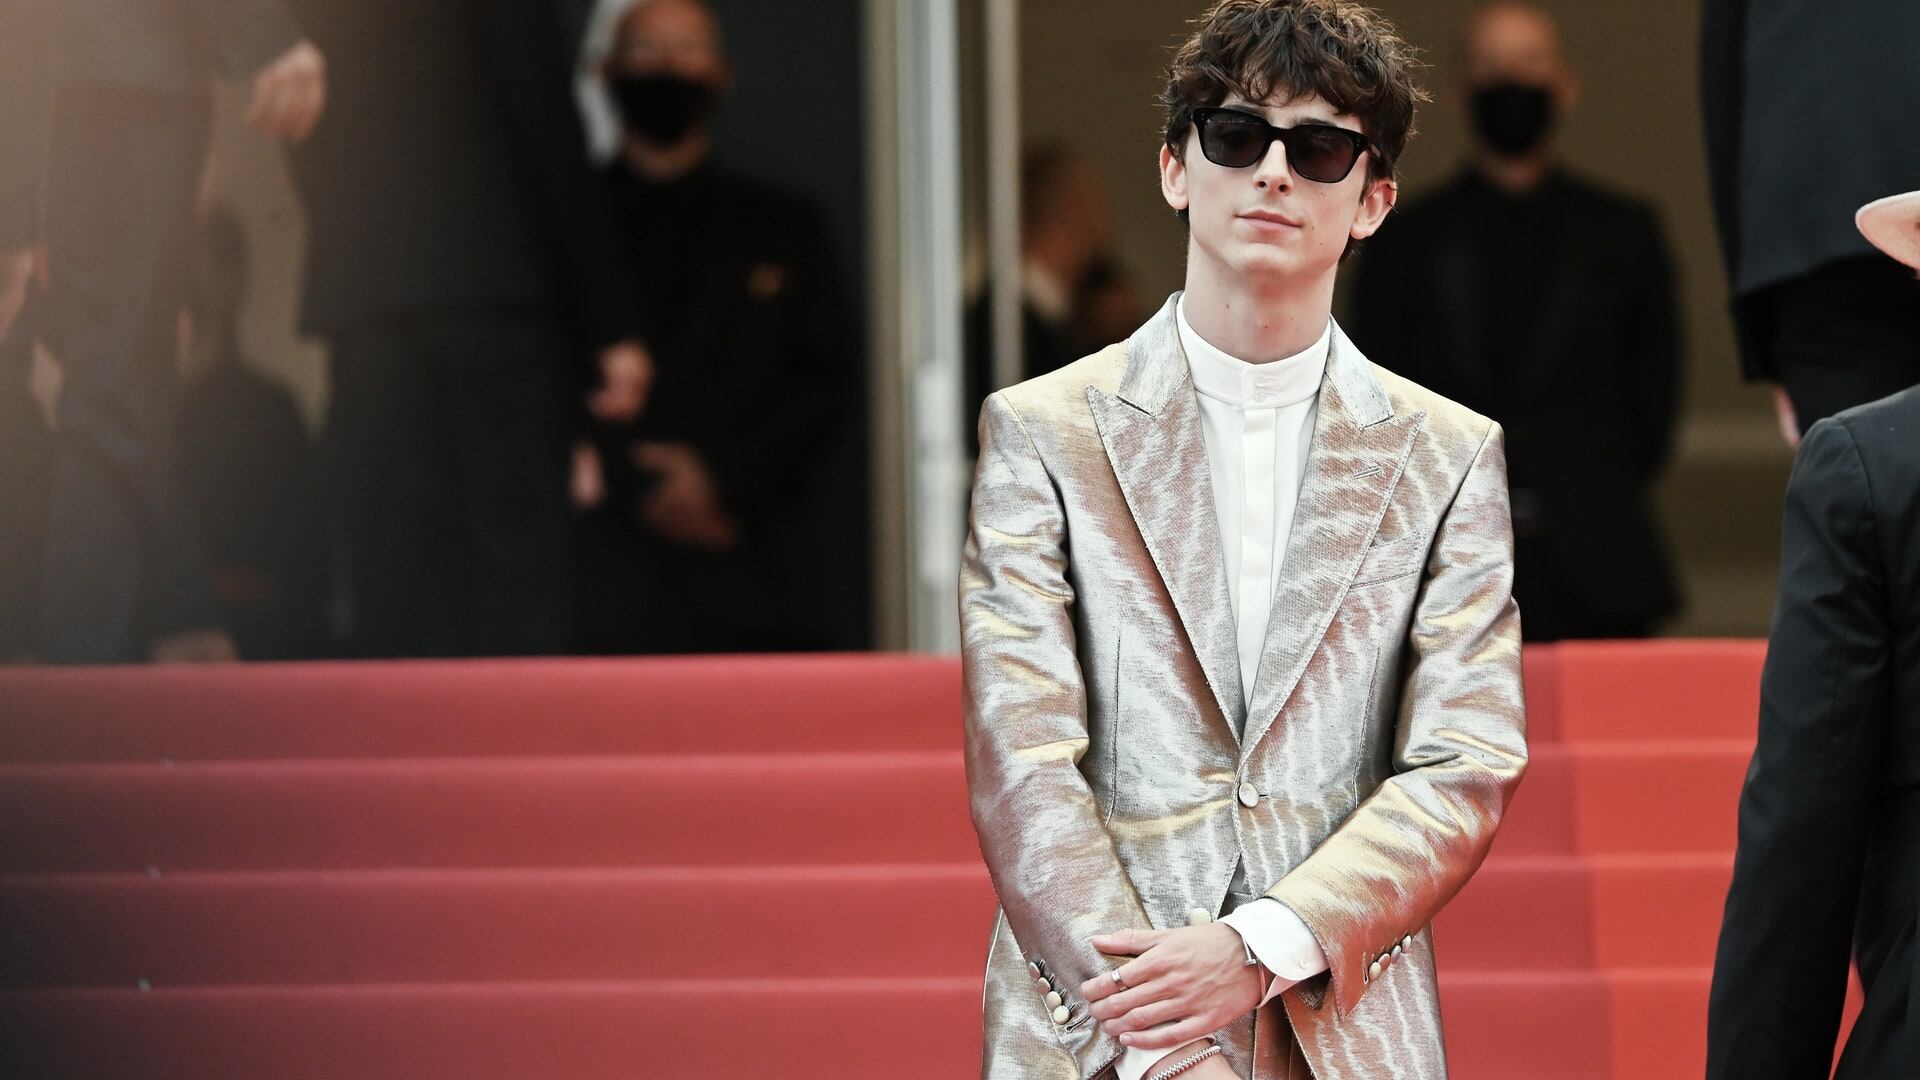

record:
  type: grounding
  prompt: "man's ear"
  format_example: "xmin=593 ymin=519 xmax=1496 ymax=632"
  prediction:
xmin=1159 ymin=144 xmax=1189 ymax=216
xmin=1350 ymin=176 xmax=1396 ymax=241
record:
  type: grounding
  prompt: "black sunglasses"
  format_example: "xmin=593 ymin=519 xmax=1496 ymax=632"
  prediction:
xmin=1190 ymin=106 xmax=1375 ymax=183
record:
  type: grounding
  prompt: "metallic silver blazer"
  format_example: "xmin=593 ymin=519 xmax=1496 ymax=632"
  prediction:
xmin=961 ymin=295 xmax=1528 ymax=1079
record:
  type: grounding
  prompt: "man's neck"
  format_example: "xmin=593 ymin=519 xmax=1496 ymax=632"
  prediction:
xmin=1472 ymin=150 xmax=1552 ymax=195
xmin=1180 ymin=256 xmax=1334 ymax=364
xmin=621 ymin=133 xmax=714 ymax=182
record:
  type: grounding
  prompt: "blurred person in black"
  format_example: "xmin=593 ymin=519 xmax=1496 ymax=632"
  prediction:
xmin=0 ymin=0 xmax=324 ymax=663
xmin=1707 ymin=192 xmax=1920 ymax=1080
xmin=1701 ymin=0 xmax=1920 ymax=439
xmin=965 ymin=145 xmax=1116 ymax=439
xmin=1350 ymin=2 xmax=1681 ymax=641
xmin=570 ymin=0 xmax=854 ymax=654
xmin=175 ymin=207 xmax=334 ymax=660
xmin=1074 ymin=255 xmax=1151 ymax=358
xmin=283 ymin=0 xmax=651 ymax=657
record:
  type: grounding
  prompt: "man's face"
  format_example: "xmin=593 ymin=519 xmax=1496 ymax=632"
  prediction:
xmin=1159 ymin=90 xmax=1394 ymax=289
xmin=608 ymin=0 xmax=728 ymax=85
xmin=1462 ymin=6 xmax=1573 ymax=110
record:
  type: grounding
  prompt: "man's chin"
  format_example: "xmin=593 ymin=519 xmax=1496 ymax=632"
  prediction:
xmin=1229 ymin=248 xmax=1315 ymax=285
xmin=1189 ymin=235 xmax=1329 ymax=289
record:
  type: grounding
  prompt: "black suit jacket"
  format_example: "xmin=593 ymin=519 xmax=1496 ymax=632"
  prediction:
xmin=284 ymin=0 xmax=635 ymax=348
xmin=1700 ymin=0 xmax=1920 ymax=378
xmin=962 ymin=293 xmax=1081 ymax=457
xmin=606 ymin=168 xmax=850 ymax=524
xmin=584 ymin=165 xmax=855 ymax=649
xmin=1349 ymin=169 xmax=1682 ymax=633
xmin=1708 ymin=386 xmax=1920 ymax=1079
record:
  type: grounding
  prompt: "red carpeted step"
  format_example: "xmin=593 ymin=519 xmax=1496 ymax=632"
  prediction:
xmin=1438 ymin=855 xmax=1732 ymax=970
xmin=1545 ymin=641 xmax=1763 ymax=743
xmin=1519 ymin=648 xmax=1563 ymax=743
xmin=4 ymin=857 xmax=1731 ymax=988
xmin=0 ymin=645 xmax=1763 ymax=763
xmin=0 ymin=740 xmax=1753 ymax=875
xmin=0 ymin=973 xmax=1723 ymax=1080
xmin=1491 ymin=741 xmax=1749 ymax=856
xmin=0 ymin=644 xmax=1764 ymax=763
xmin=0 ymin=978 xmax=986 ymax=1080
xmin=0 ymin=644 xmax=1805 ymax=1080
xmin=0 ymin=656 xmax=963 ymax=763
xmin=1440 ymin=968 xmax=1708 ymax=1079
xmin=1 ymin=866 xmax=997 ymax=989
xmin=0 ymin=753 xmax=979 ymax=873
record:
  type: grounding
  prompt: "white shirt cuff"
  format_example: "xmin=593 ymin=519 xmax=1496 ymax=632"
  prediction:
xmin=1219 ymin=897 xmax=1329 ymax=1005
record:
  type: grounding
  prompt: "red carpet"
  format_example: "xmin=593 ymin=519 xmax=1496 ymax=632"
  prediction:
xmin=0 ymin=644 xmax=1858 ymax=1078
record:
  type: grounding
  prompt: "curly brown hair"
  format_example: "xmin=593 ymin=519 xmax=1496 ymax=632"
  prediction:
xmin=1162 ymin=0 xmax=1426 ymax=187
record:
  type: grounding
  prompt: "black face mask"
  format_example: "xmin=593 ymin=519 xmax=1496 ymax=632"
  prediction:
xmin=610 ymin=74 xmax=716 ymax=146
xmin=1469 ymin=82 xmax=1555 ymax=156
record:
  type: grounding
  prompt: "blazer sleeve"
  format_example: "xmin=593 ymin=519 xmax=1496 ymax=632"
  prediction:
xmin=1698 ymin=0 xmax=1747 ymax=291
xmin=1706 ymin=418 xmax=1889 ymax=1080
xmin=1267 ymin=421 xmax=1528 ymax=1019
xmin=961 ymin=391 xmax=1154 ymax=1080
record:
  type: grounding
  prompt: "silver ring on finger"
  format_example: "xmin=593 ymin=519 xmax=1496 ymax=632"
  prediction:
xmin=1110 ymin=969 xmax=1127 ymax=987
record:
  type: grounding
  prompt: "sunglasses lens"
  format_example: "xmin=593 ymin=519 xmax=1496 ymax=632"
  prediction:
xmin=1286 ymin=127 xmax=1361 ymax=183
xmin=1200 ymin=115 xmax=1269 ymax=169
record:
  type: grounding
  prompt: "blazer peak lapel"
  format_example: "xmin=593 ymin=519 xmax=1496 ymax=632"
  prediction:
xmin=1241 ymin=327 xmax=1425 ymax=758
xmin=1089 ymin=296 xmax=1245 ymax=735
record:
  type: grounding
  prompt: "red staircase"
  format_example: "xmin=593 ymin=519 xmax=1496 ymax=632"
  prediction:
xmin=0 ymin=645 xmax=1853 ymax=1077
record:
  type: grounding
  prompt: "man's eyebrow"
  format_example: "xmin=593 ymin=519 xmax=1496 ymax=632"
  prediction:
xmin=1219 ymin=99 xmax=1343 ymax=126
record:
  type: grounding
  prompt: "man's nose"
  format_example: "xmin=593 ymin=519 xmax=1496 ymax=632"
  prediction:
xmin=1251 ymin=139 xmax=1294 ymax=190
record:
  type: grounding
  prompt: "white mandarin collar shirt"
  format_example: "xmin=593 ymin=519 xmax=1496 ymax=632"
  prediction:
xmin=1116 ymin=297 xmax=1333 ymax=1080
xmin=1177 ymin=295 xmax=1329 ymax=711
xmin=1182 ymin=304 xmax=1329 ymax=412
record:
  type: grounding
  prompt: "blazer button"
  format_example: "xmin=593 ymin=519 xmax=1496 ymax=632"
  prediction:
xmin=1027 ymin=961 xmax=1043 ymax=978
xmin=1187 ymin=906 xmax=1213 ymax=926
xmin=1052 ymin=1005 xmax=1072 ymax=1024
xmin=1403 ymin=933 xmax=1414 ymax=948
xmin=1046 ymin=991 xmax=1063 ymax=1009
xmin=1368 ymin=959 xmax=1383 ymax=981
xmin=1392 ymin=944 xmax=1403 ymax=958
xmin=1035 ymin=977 xmax=1052 ymax=991
xmin=1237 ymin=782 xmax=1260 ymax=808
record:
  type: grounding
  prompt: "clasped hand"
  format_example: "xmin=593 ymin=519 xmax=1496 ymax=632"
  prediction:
xmin=1079 ymin=924 xmax=1265 ymax=1053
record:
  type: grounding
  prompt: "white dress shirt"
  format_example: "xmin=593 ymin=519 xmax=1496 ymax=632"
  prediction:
xmin=1115 ymin=298 xmax=1332 ymax=1080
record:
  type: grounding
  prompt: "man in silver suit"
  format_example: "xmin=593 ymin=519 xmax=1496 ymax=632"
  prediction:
xmin=960 ymin=3 xmax=1528 ymax=1078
